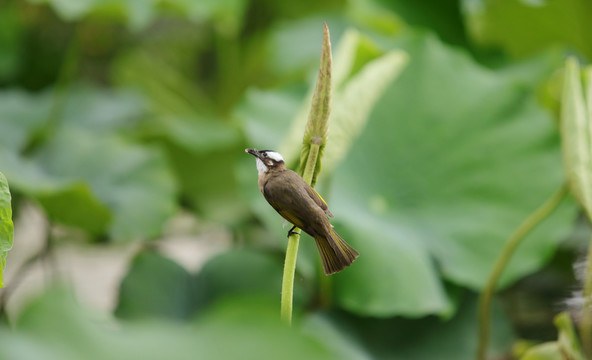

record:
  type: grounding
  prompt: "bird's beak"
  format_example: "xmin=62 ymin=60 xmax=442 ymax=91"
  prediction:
xmin=245 ymin=148 xmax=261 ymax=158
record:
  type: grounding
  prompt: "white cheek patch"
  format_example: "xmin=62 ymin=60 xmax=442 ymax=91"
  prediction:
xmin=265 ymin=151 xmax=284 ymax=162
xmin=255 ymin=158 xmax=268 ymax=174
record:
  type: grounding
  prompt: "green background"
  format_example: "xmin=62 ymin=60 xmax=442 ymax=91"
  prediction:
xmin=0 ymin=0 xmax=590 ymax=358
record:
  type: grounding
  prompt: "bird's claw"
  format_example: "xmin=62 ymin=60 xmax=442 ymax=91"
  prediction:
xmin=287 ymin=225 xmax=300 ymax=237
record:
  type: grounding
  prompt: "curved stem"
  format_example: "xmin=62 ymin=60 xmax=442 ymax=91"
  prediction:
xmin=476 ymin=183 xmax=568 ymax=360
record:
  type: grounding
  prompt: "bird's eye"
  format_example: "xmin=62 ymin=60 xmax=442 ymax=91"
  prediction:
xmin=262 ymin=153 xmax=268 ymax=157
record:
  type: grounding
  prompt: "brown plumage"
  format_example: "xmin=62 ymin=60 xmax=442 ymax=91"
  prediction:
xmin=246 ymin=148 xmax=359 ymax=275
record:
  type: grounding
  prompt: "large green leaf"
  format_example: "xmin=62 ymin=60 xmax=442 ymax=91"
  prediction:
xmin=33 ymin=128 xmax=176 ymax=239
xmin=463 ymin=0 xmax=592 ymax=60
xmin=0 ymin=172 xmax=13 ymax=288
xmin=115 ymin=250 xmax=194 ymax=321
xmin=0 ymin=88 xmax=176 ymax=239
xmin=329 ymin=33 xmax=576 ymax=316
xmin=36 ymin=183 xmax=112 ymax=236
xmin=333 ymin=219 xmax=450 ymax=317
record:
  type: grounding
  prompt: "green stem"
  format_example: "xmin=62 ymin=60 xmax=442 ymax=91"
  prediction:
xmin=281 ymin=231 xmax=300 ymax=324
xmin=476 ymin=183 xmax=568 ymax=360
xmin=280 ymin=23 xmax=331 ymax=325
xmin=581 ymin=233 xmax=592 ymax=358
xmin=280 ymin=142 xmax=322 ymax=325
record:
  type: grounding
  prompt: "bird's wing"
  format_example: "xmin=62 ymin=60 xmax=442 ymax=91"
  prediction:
xmin=262 ymin=177 xmax=307 ymax=229
xmin=304 ymin=184 xmax=334 ymax=218
xmin=262 ymin=170 xmax=334 ymax=231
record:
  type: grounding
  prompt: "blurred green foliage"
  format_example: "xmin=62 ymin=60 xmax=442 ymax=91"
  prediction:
xmin=0 ymin=0 xmax=589 ymax=358
xmin=463 ymin=0 xmax=592 ymax=60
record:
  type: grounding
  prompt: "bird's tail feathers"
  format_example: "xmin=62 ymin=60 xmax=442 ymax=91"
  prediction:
xmin=314 ymin=229 xmax=359 ymax=275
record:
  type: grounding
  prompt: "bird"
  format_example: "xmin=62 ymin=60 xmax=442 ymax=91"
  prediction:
xmin=245 ymin=148 xmax=359 ymax=275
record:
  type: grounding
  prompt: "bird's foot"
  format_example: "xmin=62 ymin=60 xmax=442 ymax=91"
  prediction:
xmin=287 ymin=226 xmax=300 ymax=237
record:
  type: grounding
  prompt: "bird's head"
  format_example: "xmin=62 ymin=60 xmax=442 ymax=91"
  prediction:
xmin=245 ymin=148 xmax=285 ymax=174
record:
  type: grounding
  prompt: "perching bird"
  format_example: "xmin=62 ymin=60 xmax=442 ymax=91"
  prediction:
xmin=245 ymin=148 xmax=358 ymax=275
